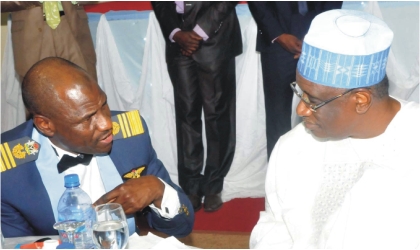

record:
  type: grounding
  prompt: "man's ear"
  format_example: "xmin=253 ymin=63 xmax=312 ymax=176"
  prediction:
xmin=353 ymin=89 xmax=372 ymax=114
xmin=33 ymin=115 xmax=55 ymax=137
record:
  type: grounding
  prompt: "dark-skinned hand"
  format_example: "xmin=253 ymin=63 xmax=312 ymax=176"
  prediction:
xmin=93 ymin=175 xmax=165 ymax=215
xmin=173 ymin=30 xmax=203 ymax=55
xmin=276 ymin=34 xmax=302 ymax=59
xmin=181 ymin=48 xmax=193 ymax=57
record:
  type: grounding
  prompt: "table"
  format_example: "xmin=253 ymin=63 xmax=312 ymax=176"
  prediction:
xmin=4 ymin=235 xmax=59 ymax=249
xmin=4 ymin=233 xmax=196 ymax=249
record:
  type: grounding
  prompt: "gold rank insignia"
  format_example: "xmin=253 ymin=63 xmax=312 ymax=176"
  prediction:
xmin=112 ymin=110 xmax=144 ymax=140
xmin=1 ymin=136 xmax=40 ymax=173
xmin=123 ymin=165 xmax=146 ymax=180
xmin=178 ymin=204 xmax=190 ymax=216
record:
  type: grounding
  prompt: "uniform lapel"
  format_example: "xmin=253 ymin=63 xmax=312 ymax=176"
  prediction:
xmin=32 ymin=128 xmax=63 ymax=221
xmin=100 ymin=150 xmax=136 ymax=235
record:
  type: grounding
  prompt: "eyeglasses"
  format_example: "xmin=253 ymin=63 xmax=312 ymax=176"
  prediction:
xmin=290 ymin=82 xmax=356 ymax=112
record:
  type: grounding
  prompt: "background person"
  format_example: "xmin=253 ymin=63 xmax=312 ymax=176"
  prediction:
xmin=247 ymin=1 xmax=343 ymax=159
xmin=152 ymin=1 xmax=242 ymax=212
xmin=1 ymin=1 xmax=97 ymax=81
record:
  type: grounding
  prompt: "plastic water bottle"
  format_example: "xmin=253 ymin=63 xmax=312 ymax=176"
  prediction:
xmin=57 ymin=174 xmax=95 ymax=249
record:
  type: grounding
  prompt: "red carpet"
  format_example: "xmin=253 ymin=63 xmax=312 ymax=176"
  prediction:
xmin=193 ymin=198 xmax=265 ymax=232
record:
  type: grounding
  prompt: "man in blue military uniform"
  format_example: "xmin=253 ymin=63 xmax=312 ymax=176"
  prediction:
xmin=1 ymin=57 xmax=194 ymax=238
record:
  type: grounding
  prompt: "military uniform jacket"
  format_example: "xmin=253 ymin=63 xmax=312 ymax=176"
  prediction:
xmin=1 ymin=111 xmax=194 ymax=238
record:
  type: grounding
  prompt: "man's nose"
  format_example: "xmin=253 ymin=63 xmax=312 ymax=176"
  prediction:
xmin=296 ymin=101 xmax=313 ymax=117
xmin=97 ymin=112 xmax=112 ymax=131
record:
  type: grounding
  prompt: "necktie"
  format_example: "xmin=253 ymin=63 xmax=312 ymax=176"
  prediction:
xmin=57 ymin=154 xmax=93 ymax=174
xmin=43 ymin=1 xmax=61 ymax=29
xmin=298 ymin=1 xmax=308 ymax=16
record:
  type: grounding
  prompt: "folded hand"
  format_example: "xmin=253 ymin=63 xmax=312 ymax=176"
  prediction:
xmin=173 ymin=30 xmax=203 ymax=55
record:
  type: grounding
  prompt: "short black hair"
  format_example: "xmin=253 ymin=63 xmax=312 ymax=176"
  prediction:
xmin=21 ymin=57 xmax=84 ymax=117
xmin=22 ymin=77 xmax=57 ymax=116
xmin=370 ymin=75 xmax=389 ymax=99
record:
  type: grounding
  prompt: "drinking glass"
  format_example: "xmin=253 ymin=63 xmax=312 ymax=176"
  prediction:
xmin=92 ymin=203 xmax=129 ymax=249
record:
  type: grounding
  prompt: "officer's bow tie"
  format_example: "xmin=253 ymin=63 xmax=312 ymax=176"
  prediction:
xmin=57 ymin=154 xmax=93 ymax=174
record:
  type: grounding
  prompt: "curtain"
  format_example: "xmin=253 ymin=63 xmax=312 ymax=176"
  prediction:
xmin=1 ymin=16 xmax=25 ymax=133
xmin=94 ymin=6 xmax=267 ymax=201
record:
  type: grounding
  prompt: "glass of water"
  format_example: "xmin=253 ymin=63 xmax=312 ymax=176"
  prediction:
xmin=92 ymin=203 xmax=129 ymax=249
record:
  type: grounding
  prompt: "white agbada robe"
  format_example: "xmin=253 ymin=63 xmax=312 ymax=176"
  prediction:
xmin=250 ymin=99 xmax=420 ymax=249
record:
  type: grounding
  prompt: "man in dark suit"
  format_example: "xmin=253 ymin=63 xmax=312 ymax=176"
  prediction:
xmin=248 ymin=1 xmax=343 ymax=159
xmin=152 ymin=2 xmax=242 ymax=212
xmin=1 ymin=57 xmax=194 ymax=238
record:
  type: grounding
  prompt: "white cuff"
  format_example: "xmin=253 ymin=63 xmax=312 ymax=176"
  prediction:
xmin=149 ymin=178 xmax=181 ymax=219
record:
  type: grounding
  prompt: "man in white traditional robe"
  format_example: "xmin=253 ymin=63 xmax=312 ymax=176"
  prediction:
xmin=250 ymin=9 xmax=420 ymax=249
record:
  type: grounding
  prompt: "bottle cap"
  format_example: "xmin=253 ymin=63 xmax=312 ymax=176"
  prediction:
xmin=64 ymin=174 xmax=80 ymax=188
xmin=42 ymin=239 xmax=59 ymax=249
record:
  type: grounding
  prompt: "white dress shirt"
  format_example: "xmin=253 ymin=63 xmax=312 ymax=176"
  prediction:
xmin=50 ymin=141 xmax=181 ymax=218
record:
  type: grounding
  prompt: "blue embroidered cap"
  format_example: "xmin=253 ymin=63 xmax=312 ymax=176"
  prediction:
xmin=297 ymin=9 xmax=394 ymax=88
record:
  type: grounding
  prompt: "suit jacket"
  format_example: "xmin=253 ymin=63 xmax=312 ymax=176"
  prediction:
xmin=248 ymin=1 xmax=343 ymax=53
xmin=1 ymin=111 xmax=194 ymax=238
xmin=10 ymin=2 xmax=97 ymax=80
xmin=152 ymin=1 xmax=242 ymax=63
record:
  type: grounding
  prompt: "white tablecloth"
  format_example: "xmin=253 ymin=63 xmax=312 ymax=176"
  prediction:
xmin=4 ymin=232 xmax=195 ymax=249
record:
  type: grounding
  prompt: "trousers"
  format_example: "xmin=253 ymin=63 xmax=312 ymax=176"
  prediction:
xmin=10 ymin=3 xmax=97 ymax=81
xmin=167 ymin=54 xmax=236 ymax=196
xmin=261 ymin=51 xmax=297 ymax=158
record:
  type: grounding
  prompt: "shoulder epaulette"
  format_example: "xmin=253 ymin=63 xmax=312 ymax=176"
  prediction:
xmin=1 ymin=136 xmax=40 ymax=172
xmin=112 ymin=110 xmax=144 ymax=140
